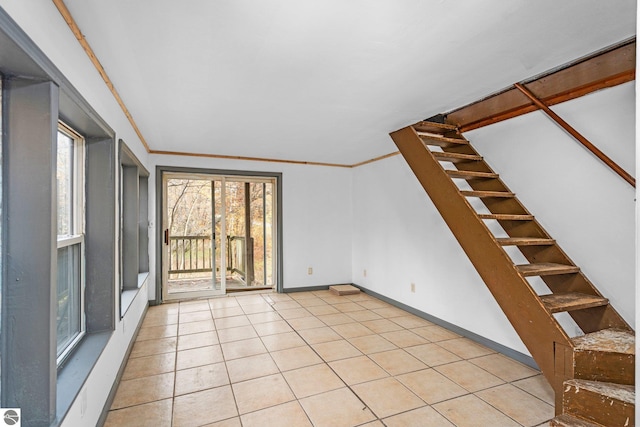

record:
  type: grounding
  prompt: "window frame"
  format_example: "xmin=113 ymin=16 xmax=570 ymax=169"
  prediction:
xmin=55 ymin=121 xmax=86 ymax=366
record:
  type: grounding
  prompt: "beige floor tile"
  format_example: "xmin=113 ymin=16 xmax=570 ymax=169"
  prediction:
xmin=287 ymin=316 xmax=326 ymax=330
xmin=435 ymin=360 xmax=504 ymax=392
xmin=208 ymin=297 xmax=240 ymax=309
xmin=263 ymin=292 xmax=292 ymax=302
xmin=179 ymin=310 xmax=212 ymax=323
xmin=202 ymin=417 xmax=242 ymax=427
xmin=211 ymin=306 xmax=245 ymax=318
xmin=352 ymin=377 xmax=423 ymax=418
xmin=130 ymin=337 xmax=177 ymax=358
xmin=329 ymin=355 xmax=388 ymax=385
xmin=177 ymin=330 xmax=218 ymax=351
xmin=360 ymin=422 xmax=385 ymax=427
xmin=221 ymin=337 xmax=267 ymax=360
xmin=176 ymin=345 xmax=224 ymax=370
xmin=242 ymin=302 xmax=275 ymax=314
xmin=141 ymin=313 xmax=178 ymax=328
xmin=346 ymin=310 xmax=383 ymax=322
xmin=136 ymin=324 xmax=178 ymax=341
xmin=476 ymin=383 xmax=554 ymax=426
xmin=348 ymin=334 xmax=397 ymax=354
xmin=438 ymin=337 xmax=495 ymax=359
xmin=252 ymin=320 xmax=293 ymax=336
xmin=232 ymin=374 xmax=295 ymax=414
xmin=316 ymin=313 xmax=353 ymax=326
xmin=277 ymin=307 xmax=312 ymax=319
xmin=214 ymin=315 xmax=251 ymax=330
xmin=179 ymin=300 xmax=211 ymax=313
xmin=512 ymin=375 xmax=555 ymax=405
xmin=111 ymin=372 xmax=174 ymax=410
xmin=405 ymin=343 xmax=461 ymax=366
xmin=390 ymin=315 xmax=433 ymax=329
xmin=380 ymin=330 xmax=428 ymax=348
xmin=299 ymin=387 xmax=376 ymax=427
xmin=241 ymin=401 xmax=312 ymax=427
xmin=178 ymin=319 xmax=215 ymax=335
xmin=305 ymin=304 xmax=340 ymax=316
xmin=333 ymin=302 xmax=365 ymax=313
xmin=397 ymin=368 xmax=467 ymax=404
xmin=146 ymin=303 xmax=179 ymax=316
xmin=173 ymin=385 xmax=238 ymax=426
xmin=372 ymin=307 xmax=407 ymax=318
xmin=260 ymin=331 xmax=307 ymax=352
xmin=312 ymin=339 xmax=363 ymax=362
xmin=433 ymin=394 xmax=520 ymax=427
xmin=296 ymin=297 xmax=327 ymax=307
xmin=290 ymin=292 xmax=323 ymax=301
xmin=122 ymin=352 xmax=176 ymax=380
xmin=361 ymin=318 xmax=404 ymax=333
xmin=217 ymin=325 xmax=258 ymax=343
xmin=104 ymin=398 xmax=172 ymax=427
xmin=470 ymin=353 xmax=539 ymax=382
xmin=283 ymin=363 xmax=345 ymax=398
xmin=270 ymin=345 xmax=323 ymax=371
xmin=357 ymin=300 xmax=391 ymax=310
xmin=236 ymin=295 xmax=268 ymax=306
xmin=318 ymin=295 xmax=348 ymax=305
xmin=225 ymin=353 xmax=279 ymax=383
xmin=368 ymin=349 xmax=427 ymax=376
xmin=272 ymin=300 xmax=302 ymax=311
xmin=412 ymin=325 xmax=460 ymax=342
xmin=297 ymin=326 xmax=342 ymax=344
xmin=246 ymin=311 xmax=282 ymax=324
xmin=331 ymin=322 xmax=375 ymax=339
xmin=175 ymin=362 xmax=229 ymax=396
xmin=383 ymin=405 xmax=455 ymax=427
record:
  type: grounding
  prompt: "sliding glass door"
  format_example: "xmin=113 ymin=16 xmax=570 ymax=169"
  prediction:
xmin=162 ymin=172 xmax=276 ymax=300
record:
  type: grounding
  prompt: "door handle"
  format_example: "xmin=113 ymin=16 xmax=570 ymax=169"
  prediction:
xmin=164 ymin=229 xmax=169 ymax=245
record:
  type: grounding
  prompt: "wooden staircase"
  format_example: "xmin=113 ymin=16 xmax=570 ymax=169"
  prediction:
xmin=390 ymin=122 xmax=635 ymax=426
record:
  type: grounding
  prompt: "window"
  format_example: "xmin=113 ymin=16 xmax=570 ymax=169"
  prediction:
xmin=56 ymin=122 xmax=85 ymax=364
xmin=119 ymin=140 xmax=149 ymax=316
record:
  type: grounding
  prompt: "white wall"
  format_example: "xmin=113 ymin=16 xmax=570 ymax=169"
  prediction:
xmin=351 ymin=154 xmax=529 ymax=354
xmin=148 ymin=154 xmax=354 ymax=300
xmin=352 ymin=82 xmax=635 ymax=356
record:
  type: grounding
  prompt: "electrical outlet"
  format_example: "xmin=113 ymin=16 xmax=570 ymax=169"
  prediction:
xmin=308 ymin=267 xmax=313 ymax=275
xmin=363 ymin=269 xmax=367 ymax=277
xmin=410 ymin=283 xmax=415 ymax=293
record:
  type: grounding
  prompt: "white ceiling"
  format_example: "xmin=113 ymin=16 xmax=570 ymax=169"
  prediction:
xmin=64 ymin=0 xmax=636 ymax=165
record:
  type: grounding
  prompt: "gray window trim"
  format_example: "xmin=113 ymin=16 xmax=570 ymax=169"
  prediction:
xmin=0 ymin=7 xmax=117 ymax=426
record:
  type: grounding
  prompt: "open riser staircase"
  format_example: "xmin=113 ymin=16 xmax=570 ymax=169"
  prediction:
xmin=390 ymin=122 xmax=635 ymax=426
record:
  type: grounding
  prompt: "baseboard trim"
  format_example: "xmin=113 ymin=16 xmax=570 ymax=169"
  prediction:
xmin=283 ymin=284 xmax=331 ymax=293
xmin=351 ymin=284 xmax=538 ymax=369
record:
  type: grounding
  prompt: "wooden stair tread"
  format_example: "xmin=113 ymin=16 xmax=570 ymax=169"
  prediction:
xmin=432 ymin=152 xmax=482 ymax=163
xmin=413 ymin=121 xmax=458 ymax=134
xmin=550 ymin=414 xmax=603 ymax=427
xmin=564 ymin=379 xmax=635 ymax=404
xmin=446 ymin=169 xmax=498 ymax=180
xmin=572 ymin=329 xmax=635 ymax=355
xmin=479 ymin=213 xmax=533 ymax=221
xmin=461 ymin=190 xmax=515 ymax=198
xmin=496 ymin=237 xmax=555 ymax=246
xmin=515 ymin=262 xmax=580 ymax=276
xmin=416 ymin=132 xmax=468 ymax=147
xmin=539 ymin=292 xmax=608 ymax=313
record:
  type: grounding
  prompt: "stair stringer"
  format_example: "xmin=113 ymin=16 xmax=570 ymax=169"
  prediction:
xmin=390 ymin=125 xmax=575 ymax=407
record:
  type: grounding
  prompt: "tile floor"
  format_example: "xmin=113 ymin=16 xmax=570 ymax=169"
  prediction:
xmin=105 ymin=290 xmax=556 ymax=427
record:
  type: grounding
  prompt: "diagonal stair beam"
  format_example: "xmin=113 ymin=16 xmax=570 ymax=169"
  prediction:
xmin=514 ymin=83 xmax=635 ymax=187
